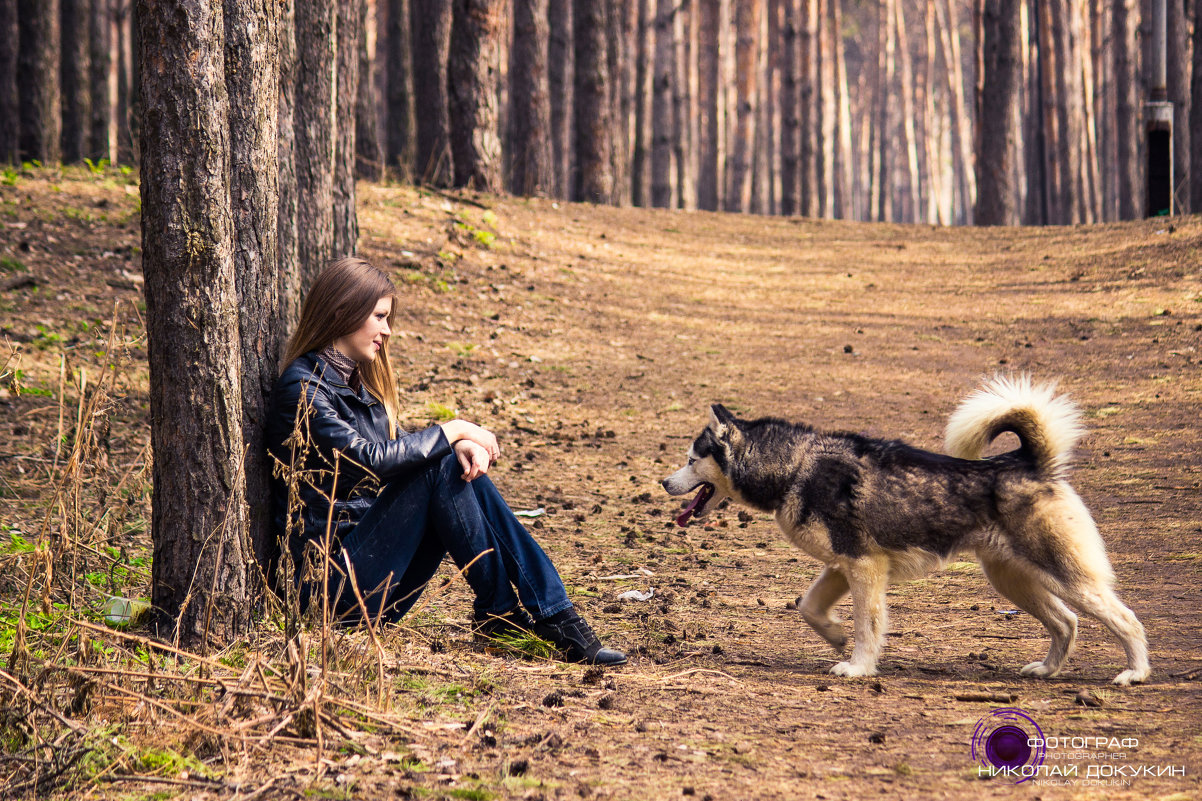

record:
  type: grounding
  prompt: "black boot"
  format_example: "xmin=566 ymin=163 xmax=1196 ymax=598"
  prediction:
xmin=534 ymin=609 xmax=627 ymax=666
xmin=473 ymin=606 xmax=536 ymax=640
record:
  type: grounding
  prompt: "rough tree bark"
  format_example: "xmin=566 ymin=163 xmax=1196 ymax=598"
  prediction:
xmin=0 ymin=0 xmax=17 ymax=163
xmin=779 ymin=0 xmax=799 ymax=216
xmin=411 ymin=0 xmax=453 ymax=185
xmin=277 ymin=0 xmax=300 ymax=329
xmin=1166 ymin=0 xmax=1190 ymax=213
xmin=61 ymin=0 xmax=91 ymax=163
xmin=1192 ymin=0 xmax=1202 ymax=213
xmin=225 ymin=0 xmax=281 ymax=586
xmin=509 ymin=0 xmax=553 ymax=195
xmin=333 ymin=0 xmax=360 ymax=256
xmin=138 ymin=0 xmax=251 ymax=647
xmin=696 ymin=0 xmax=722 ymax=210
xmin=630 ymin=0 xmax=651 ymax=205
xmin=573 ymin=0 xmax=613 ymax=202
xmin=975 ymin=0 xmax=1021 ymax=225
xmin=449 ymin=0 xmax=503 ymax=191
xmin=294 ymin=0 xmax=336 ymax=288
xmin=18 ymin=0 xmax=62 ymax=163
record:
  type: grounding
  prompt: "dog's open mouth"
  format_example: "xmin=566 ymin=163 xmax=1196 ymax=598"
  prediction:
xmin=675 ymin=483 xmax=715 ymax=527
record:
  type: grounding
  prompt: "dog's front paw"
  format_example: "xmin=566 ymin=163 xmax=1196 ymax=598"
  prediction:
xmin=830 ymin=660 xmax=877 ymax=678
xmin=1019 ymin=660 xmax=1060 ymax=678
xmin=1112 ymin=667 xmax=1150 ymax=686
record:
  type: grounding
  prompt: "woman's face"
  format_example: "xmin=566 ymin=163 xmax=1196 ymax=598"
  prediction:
xmin=333 ymin=295 xmax=392 ymax=363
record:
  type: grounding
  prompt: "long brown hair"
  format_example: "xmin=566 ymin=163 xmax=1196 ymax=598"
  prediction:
xmin=281 ymin=257 xmax=401 ymax=437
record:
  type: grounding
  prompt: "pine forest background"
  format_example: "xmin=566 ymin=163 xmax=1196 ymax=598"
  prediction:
xmin=4 ymin=0 xmax=1201 ymax=230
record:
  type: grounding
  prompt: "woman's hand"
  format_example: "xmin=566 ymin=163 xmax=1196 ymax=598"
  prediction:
xmin=440 ymin=419 xmax=500 ymax=464
xmin=453 ymin=439 xmax=492 ymax=481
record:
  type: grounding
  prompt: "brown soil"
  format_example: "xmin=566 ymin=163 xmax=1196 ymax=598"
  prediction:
xmin=2 ymin=169 xmax=1201 ymax=800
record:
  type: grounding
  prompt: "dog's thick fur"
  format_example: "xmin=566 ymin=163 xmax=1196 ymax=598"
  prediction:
xmin=662 ymin=376 xmax=1149 ymax=685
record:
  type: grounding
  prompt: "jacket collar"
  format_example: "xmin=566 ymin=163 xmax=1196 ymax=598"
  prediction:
xmin=300 ymin=351 xmax=377 ymax=406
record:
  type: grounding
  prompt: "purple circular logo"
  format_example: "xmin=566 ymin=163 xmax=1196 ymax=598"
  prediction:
xmin=971 ymin=708 xmax=1046 ymax=784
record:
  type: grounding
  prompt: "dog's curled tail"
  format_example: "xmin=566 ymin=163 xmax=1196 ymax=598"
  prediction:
xmin=945 ymin=375 xmax=1084 ymax=476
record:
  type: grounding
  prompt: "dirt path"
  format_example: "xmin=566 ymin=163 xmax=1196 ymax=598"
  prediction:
xmin=2 ymin=175 xmax=1201 ymax=799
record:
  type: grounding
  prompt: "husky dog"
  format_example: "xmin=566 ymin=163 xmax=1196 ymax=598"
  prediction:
xmin=662 ymin=376 xmax=1149 ymax=685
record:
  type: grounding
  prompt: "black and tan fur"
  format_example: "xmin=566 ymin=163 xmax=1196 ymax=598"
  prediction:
xmin=661 ymin=376 xmax=1149 ymax=685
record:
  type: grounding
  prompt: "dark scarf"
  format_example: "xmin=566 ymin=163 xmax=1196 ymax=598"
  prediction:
xmin=319 ymin=345 xmax=362 ymax=392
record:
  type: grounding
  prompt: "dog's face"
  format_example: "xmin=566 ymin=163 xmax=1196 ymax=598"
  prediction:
xmin=661 ymin=404 xmax=740 ymax=527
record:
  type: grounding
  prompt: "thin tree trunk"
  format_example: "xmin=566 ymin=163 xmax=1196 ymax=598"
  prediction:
xmin=18 ymin=0 xmax=62 ymax=163
xmin=385 ymin=0 xmax=414 ymax=179
xmin=116 ymin=0 xmax=132 ymax=163
xmin=0 ymin=0 xmax=18 ymax=162
xmin=138 ymin=0 xmax=250 ymax=647
xmin=1113 ymin=0 xmax=1140 ymax=219
xmin=548 ymin=0 xmax=573 ymax=197
xmin=894 ymin=0 xmax=919 ymax=221
xmin=607 ymin=0 xmax=629 ymax=204
xmin=1192 ymin=0 xmax=1202 ymax=213
xmin=651 ymin=0 xmax=674 ymax=207
xmin=295 ymin=0 xmax=336 ymax=286
xmin=573 ymin=0 xmax=613 ymax=202
xmin=696 ymin=0 xmax=722 ymax=209
xmin=1167 ymin=0 xmax=1190 ymax=213
xmin=799 ymin=0 xmax=813 ymax=215
xmin=933 ymin=0 xmax=972 ymax=223
xmin=974 ymin=0 xmax=1021 ymax=225
xmin=779 ymin=0 xmax=798 ymax=215
xmin=725 ymin=0 xmax=759 ymax=211
xmin=334 ymin=0 xmax=361 ymax=255
xmin=88 ymin=0 xmax=111 ymax=162
xmin=61 ymin=0 xmax=91 ymax=163
xmin=356 ymin=0 xmax=382 ymax=180
xmin=874 ymin=0 xmax=892 ymax=221
xmin=449 ymin=0 xmax=503 ymax=191
xmin=224 ymin=0 xmax=281 ymax=591
xmin=630 ymin=0 xmax=651 ymax=204
xmin=509 ymin=0 xmax=552 ymax=195
xmin=411 ymin=0 xmax=453 ymax=185
xmin=675 ymin=0 xmax=696 ymax=209
xmin=832 ymin=0 xmax=852 ymax=219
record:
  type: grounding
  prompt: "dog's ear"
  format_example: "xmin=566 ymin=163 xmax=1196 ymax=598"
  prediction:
xmin=709 ymin=403 xmax=737 ymax=433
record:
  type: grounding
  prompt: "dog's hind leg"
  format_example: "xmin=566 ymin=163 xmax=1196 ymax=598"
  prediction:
xmin=980 ymin=556 xmax=1078 ymax=679
xmin=798 ymin=566 xmax=849 ymax=654
xmin=830 ymin=556 xmax=889 ymax=678
xmin=1058 ymin=580 xmax=1150 ymax=686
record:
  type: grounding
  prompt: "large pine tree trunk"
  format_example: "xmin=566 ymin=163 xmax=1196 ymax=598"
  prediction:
xmin=333 ymin=0 xmax=360 ymax=256
xmin=138 ymin=0 xmax=251 ymax=647
xmin=384 ymin=0 xmax=415 ymax=180
xmin=225 ymin=0 xmax=281 ymax=586
xmin=548 ymin=0 xmax=573 ymax=197
xmin=87 ymin=0 xmax=111 ymax=162
xmin=355 ymin=0 xmax=382 ymax=181
xmin=975 ymin=0 xmax=1021 ymax=225
xmin=509 ymin=0 xmax=553 ymax=195
xmin=18 ymin=0 xmax=62 ymax=163
xmin=650 ymin=0 xmax=674 ymax=207
xmin=411 ymin=0 xmax=453 ymax=185
xmin=725 ymin=0 xmax=759 ymax=211
xmin=572 ymin=0 xmax=613 ymax=202
xmin=61 ymin=0 xmax=91 ymax=164
xmin=0 ymin=0 xmax=17 ymax=163
xmin=1112 ymin=0 xmax=1140 ymax=219
xmin=295 ymin=0 xmax=336 ymax=287
xmin=449 ymin=0 xmax=503 ymax=191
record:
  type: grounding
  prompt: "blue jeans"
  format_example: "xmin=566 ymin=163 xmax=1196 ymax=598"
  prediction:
xmin=319 ymin=453 xmax=573 ymax=624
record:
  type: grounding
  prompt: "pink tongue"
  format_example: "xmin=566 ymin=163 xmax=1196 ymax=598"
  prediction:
xmin=675 ymin=485 xmax=713 ymax=527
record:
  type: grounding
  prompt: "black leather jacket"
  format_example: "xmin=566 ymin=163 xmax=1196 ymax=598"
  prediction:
xmin=265 ymin=351 xmax=451 ymax=556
